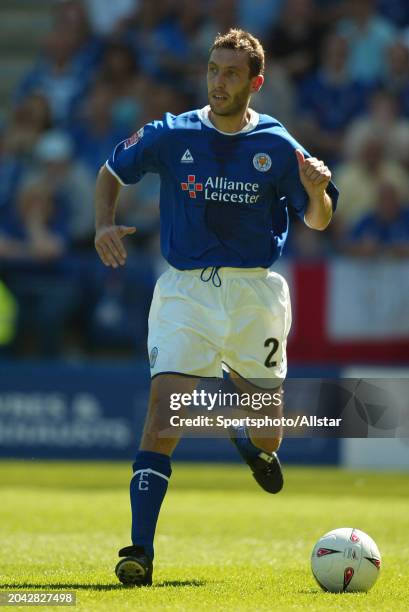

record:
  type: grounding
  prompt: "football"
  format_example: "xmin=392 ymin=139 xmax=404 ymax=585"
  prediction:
xmin=311 ymin=527 xmax=381 ymax=593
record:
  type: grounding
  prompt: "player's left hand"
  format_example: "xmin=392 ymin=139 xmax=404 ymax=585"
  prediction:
xmin=295 ymin=150 xmax=331 ymax=197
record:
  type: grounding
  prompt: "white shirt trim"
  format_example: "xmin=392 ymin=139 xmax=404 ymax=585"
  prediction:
xmin=197 ymin=105 xmax=259 ymax=135
xmin=105 ymin=160 xmax=128 ymax=186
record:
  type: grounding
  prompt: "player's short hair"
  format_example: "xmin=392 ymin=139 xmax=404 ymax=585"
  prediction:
xmin=210 ymin=28 xmax=265 ymax=78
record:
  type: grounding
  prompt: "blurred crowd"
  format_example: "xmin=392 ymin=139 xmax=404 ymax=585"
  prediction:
xmin=1 ymin=0 xmax=409 ymax=357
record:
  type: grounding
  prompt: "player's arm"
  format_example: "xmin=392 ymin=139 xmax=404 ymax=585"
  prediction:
xmin=94 ymin=165 xmax=136 ymax=268
xmin=295 ymin=149 xmax=333 ymax=231
xmin=94 ymin=121 xmax=164 ymax=267
xmin=278 ymin=138 xmax=339 ymax=230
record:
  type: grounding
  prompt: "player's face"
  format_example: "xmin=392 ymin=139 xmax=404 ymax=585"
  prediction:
xmin=207 ymin=49 xmax=259 ymax=116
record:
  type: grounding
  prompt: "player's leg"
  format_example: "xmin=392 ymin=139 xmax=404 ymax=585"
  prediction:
xmin=223 ymin=269 xmax=292 ymax=493
xmin=116 ymin=373 xmax=201 ymax=586
xmin=225 ymin=372 xmax=284 ymax=494
xmin=139 ymin=373 xmax=198 ymax=455
xmin=131 ymin=373 xmax=200 ymax=557
xmin=227 ymin=371 xmax=284 ymax=454
xmin=116 ymin=266 xmax=222 ymax=585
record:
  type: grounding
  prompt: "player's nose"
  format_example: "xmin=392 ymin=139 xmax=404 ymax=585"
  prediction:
xmin=213 ymin=73 xmax=226 ymax=89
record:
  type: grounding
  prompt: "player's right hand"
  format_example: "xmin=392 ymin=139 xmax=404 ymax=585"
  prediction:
xmin=95 ymin=224 xmax=136 ymax=268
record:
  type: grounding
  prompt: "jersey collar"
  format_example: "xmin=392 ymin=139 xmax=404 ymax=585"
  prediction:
xmin=197 ymin=105 xmax=259 ymax=135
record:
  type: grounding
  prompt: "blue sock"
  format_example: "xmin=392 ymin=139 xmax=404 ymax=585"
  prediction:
xmin=231 ymin=425 xmax=262 ymax=461
xmin=130 ymin=450 xmax=172 ymax=560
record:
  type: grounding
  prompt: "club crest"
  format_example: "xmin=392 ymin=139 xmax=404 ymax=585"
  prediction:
xmin=253 ymin=152 xmax=272 ymax=172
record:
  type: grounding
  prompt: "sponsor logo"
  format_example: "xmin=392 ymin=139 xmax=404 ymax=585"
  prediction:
xmin=150 ymin=347 xmax=158 ymax=368
xmin=253 ymin=152 xmax=272 ymax=172
xmin=124 ymin=127 xmax=144 ymax=149
xmin=181 ymin=175 xmax=260 ymax=204
xmin=181 ymin=175 xmax=203 ymax=199
xmin=181 ymin=149 xmax=194 ymax=163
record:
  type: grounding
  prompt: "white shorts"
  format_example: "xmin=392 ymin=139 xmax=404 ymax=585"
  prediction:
xmin=147 ymin=266 xmax=292 ymax=388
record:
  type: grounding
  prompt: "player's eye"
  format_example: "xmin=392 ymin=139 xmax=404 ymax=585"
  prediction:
xmin=208 ymin=66 xmax=217 ymax=74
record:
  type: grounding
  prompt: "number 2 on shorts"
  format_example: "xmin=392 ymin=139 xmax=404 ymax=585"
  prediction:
xmin=264 ymin=337 xmax=279 ymax=367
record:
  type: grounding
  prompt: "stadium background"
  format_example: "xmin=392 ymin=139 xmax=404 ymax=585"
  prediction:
xmin=0 ymin=0 xmax=408 ymax=469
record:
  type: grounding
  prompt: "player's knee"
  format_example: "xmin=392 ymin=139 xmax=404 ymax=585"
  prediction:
xmin=139 ymin=435 xmax=175 ymax=456
xmin=139 ymin=421 xmax=179 ymax=455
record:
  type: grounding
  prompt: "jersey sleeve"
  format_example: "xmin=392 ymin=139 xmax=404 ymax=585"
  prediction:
xmin=277 ymin=135 xmax=339 ymax=220
xmin=105 ymin=120 xmax=165 ymax=185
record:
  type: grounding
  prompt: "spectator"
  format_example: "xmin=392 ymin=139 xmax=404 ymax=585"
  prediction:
xmin=136 ymin=81 xmax=190 ymax=124
xmin=297 ymin=32 xmax=372 ymax=163
xmin=0 ymin=137 xmax=23 ymax=226
xmin=237 ymin=0 xmax=283 ymax=41
xmin=194 ymin=0 xmax=238 ymax=58
xmin=189 ymin=0 xmax=238 ymax=104
xmin=267 ymin=0 xmax=325 ymax=84
xmin=70 ymin=82 xmax=129 ymax=177
xmin=52 ymin=0 xmax=104 ymax=76
xmin=335 ymin=125 xmax=409 ymax=230
xmin=384 ymin=40 xmax=409 ymax=117
xmin=172 ymin=0 xmax=209 ymax=98
xmin=343 ymin=89 xmax=409 ymax=166
xmin=346 ymin=180 xmax=409 ymax=258
xmin=97 ymin=43 xmax=143 ymax=131
xmin=392 ymin=122 xmax=409 ymax=178
xmin=252 ymin=61 xmax=296 ymax=129
xmin=0 ymin=179 xmax=68 ymax=263
xmin=16 ymin=28 xmax=93 ymax=125
xmin=337 ymin=0 xmax=396 ymax=84
xmin=84 ymin=0 xmax=137 ymax=36
xmin=3 ymin=93 xmax=52 ymax=160
xmin=124 ymin=1 xmax=188 ymax=84
xmin=0 ymin=94 xmax=52 ymax=224
xmin=312 ymin=0 xmax=346 ymax=26
xmin=32 ymin=131 xmax=95 ymax=248
xmin=0 ymin=179 xmax=78 ymax=356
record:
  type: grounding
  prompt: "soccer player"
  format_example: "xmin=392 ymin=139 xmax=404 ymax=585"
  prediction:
xmin=94 ymin=29 xmax=338 ymax=586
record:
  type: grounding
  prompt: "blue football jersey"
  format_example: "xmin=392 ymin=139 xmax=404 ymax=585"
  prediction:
xmin=106 ymin=106 xmax=339 ymax=269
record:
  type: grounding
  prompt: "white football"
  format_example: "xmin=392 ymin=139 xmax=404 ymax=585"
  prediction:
xmin=311 ymin=527 xmax=381 ymax=592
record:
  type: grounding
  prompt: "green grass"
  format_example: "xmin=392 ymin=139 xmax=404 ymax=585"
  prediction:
xmin=0 ymin=461 xmax=408 ymax=611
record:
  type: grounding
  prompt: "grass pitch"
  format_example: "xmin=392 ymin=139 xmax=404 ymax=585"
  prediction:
xmin=0 ymin=461 xmax=408 ymax=611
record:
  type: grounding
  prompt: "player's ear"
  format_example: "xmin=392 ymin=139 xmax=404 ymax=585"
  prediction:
xmin=251 ymin=75 xmax=264 ymax=93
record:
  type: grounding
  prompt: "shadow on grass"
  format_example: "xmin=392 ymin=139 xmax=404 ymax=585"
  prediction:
xmin=1 ymin=580 xmax=206 ymax=591
xmin=155 ymin=580 xmax=206 ymax=588
xmin=298 ymin=588 xmax=358 ymax=596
